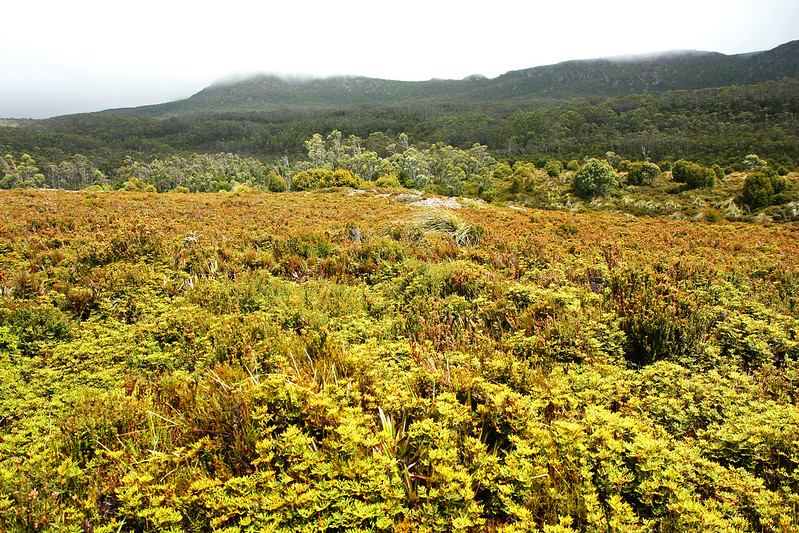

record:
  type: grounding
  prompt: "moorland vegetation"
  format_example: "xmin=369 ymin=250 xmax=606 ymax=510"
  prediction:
xmin=0 ymin=183 xmax=798 ymax=531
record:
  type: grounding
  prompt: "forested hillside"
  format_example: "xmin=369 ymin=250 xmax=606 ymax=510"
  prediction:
xmin=1 ymin=41 xmax=798 ymax=174
xmin=1 ymin=78 xmax=798 ymax=173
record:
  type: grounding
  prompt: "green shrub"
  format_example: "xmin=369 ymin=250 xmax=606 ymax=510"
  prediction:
xmin=544 ymin=160 xmax=563 ymax=178
xmin=771 ymin=173 xmax=787 ymax=194
xmin=573 ymin=158 xmax=616 ymax=197
xmin=375 ymin=174 xmax=402 ymax=188
xmin=265 ymin=171 xmax=287 ymax=192
xmin=566 ymin=159 xmax=580 ymax=171
xmin=2 ymin=303 xmax=73 ymax=356
xmin=671 ymin=160 xmax=689 ymax=182
xmin=330 ymin=169 xmax=360 ymax=188
xmin=743 ymin=154 xmax=768 ymax=172
xmin=749 ymin=172 xmax=776 ymax=207
xmin=480 ymin=188 xmax=496 ymax=202
xmin=122 ymin=177 xmax=156 ymax=192
xmin=627 ymin=161 xmax=661 ymax=186
xmin=292 ymin=168 xmax=361 ymax=191
xmin=672 ymin=159 xmax=714 ymax=189
xmin=690 ymin=167 xmax=716 ymax=189
xmin=494 ymin=162 xmax=512 ymax=179
xmin=742 ymin=170 xmax=783 ymax=209
xmin=293 ymin=168 xmax=332 ymax=190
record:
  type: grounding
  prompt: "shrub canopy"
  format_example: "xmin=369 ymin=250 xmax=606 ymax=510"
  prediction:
xmin=672 ymin=159 xmax=715 ymax=188
xmin=573 ymin=158 xmax=616 ymax=197
xmin=626 ymin=161 xmax=661 ymax=186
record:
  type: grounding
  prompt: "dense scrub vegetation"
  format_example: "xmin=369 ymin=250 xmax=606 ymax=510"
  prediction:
xmin=1 ymin=188 xmax=798 ymax=531
xmin=4 ymin=134 xmax=799 ymax=225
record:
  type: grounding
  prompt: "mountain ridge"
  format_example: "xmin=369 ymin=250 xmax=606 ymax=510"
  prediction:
xmin=99 ymin=40 xmax=799 ymax=117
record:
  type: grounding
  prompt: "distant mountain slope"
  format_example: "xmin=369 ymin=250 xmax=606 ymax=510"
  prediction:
xmin=489 ymin=40 xmax=799 ymax=99
xmin=104 ymin=76 xmax=495 ymax=117
xmin=104 ymin=40 xmax=799 ymax=117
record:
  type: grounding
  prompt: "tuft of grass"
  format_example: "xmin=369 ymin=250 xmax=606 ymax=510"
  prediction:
xmin=411 ymin=209 xmax=482 ymax=246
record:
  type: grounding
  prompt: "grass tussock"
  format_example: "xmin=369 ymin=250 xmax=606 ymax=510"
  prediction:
xmin=409 ymin=208 xmax=483 ymax=246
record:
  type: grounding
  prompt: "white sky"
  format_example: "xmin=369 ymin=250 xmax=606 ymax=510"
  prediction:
xmin=1 ymin=0 xmax=797 ymax=118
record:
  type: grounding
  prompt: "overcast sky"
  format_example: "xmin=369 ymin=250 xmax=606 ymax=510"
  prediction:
xmin=2 ymin=0 xmax=797 ymax=119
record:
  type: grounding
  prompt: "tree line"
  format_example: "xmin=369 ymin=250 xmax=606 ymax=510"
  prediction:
xmin=0 ymin=132 xmax=499 ymax=199
xmin=5 ymin=130 xmax=796 ymax=222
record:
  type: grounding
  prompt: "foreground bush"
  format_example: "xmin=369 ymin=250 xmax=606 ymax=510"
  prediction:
xmin=742 ymin=169 xmax=787 ymax=209
xmin=626 ymin=161 xmax=661 ymax=186
xmin=265 ymin=171 xmax=288 ymax=192
xmin=544 ymin=160 xmax=563 ymax=178
xmin=671 ymin=159 xmax=715 ymax=188
xmin=375 ymin=174 xmax=402 ymax=188
xmin=291 ymin=168 xmax=361 ymax=190
xmin=572 ymin=158 xmax=617 ymax=197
